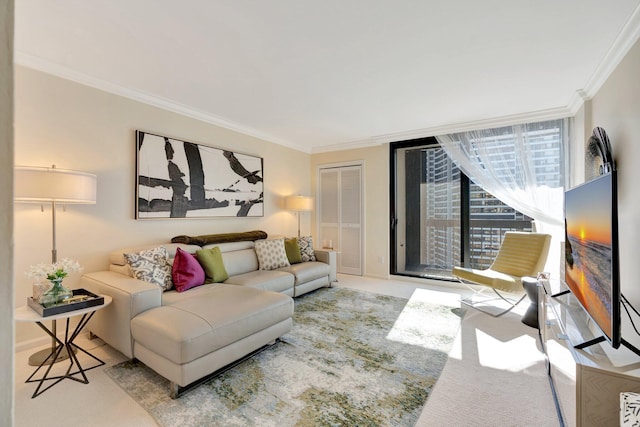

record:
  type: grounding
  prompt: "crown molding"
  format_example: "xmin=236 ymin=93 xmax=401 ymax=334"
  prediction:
xmin=311 ymin=105 xmax=574 ymax=153
xmin=14 ymin=52 xmax=311 ymax=153
xmin=373 ymin=106 xmax=574 ymax=144
xmin=566 ymin=89 xmax=590 ymax=116
xmin=311 ymin=138 xmax=380 ymax=154
xmin=565 ymin=3 xmax=640 ymax=116
xmin=580 ymin=3 xmax=640 ymax=100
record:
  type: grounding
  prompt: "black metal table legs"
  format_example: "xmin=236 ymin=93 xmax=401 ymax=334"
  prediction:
xmin=25 ymin=311 xmax=105 ymax=398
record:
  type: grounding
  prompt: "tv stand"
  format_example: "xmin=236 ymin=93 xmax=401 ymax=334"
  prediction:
xmin=574 ymin=335 xmax=607 ymax=350
xmin=540 ymin=280 xmax=640 ymax=426
xmin=573 ymin=336 xmax=640 ymax=358
xmin=550 ymin=289 xmax=640 ymax=357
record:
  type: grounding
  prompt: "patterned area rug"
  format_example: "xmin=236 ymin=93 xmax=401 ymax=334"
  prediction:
xmin=105 ymin=287 xmax=463 ymax=426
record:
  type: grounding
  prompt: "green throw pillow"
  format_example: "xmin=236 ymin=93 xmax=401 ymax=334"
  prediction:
xmin=284 ymin=238 xmax=302 ymax=264
xmin=196 ymin=247 xmax=229 ymax=283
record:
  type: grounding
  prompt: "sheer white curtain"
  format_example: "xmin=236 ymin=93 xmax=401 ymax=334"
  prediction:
xmin=436 ymin=119 xmax=568 ymax=276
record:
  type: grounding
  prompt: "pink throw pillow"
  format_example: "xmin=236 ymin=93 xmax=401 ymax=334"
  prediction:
xmin=172 ymin=247 xmax=205 ymax=292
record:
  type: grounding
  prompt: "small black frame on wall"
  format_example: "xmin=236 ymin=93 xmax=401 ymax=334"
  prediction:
xmin=135 ymin=131 xmax=264 ymax=219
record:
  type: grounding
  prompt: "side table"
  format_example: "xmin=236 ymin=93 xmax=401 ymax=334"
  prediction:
xmin=15 ymin=295 xmax=112 ymax=398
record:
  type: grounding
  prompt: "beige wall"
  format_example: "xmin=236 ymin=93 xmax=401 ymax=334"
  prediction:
xmin=1 ymin=1 xmax=14 ymax=424
xmin=311 ymin=145 xmax=389 ymax=279
xmin=14 ymin=66 xmax=311 ymax=345
xmin=574 ymin=38 xmax=640 ymax=350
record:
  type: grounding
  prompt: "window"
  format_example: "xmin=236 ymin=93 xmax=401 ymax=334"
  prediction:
xmin=390 ymin=120 xmax=564 ymax=280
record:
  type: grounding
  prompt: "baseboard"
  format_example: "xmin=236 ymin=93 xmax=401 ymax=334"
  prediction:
xmin=14 ymin=335 xmax=50 ymax=353
xmin=15 ymin=330 xmax=92 ymax=353
xmin=365 ymin=273 xmax=390 ymax=280
xmin=389 ymin=274 xmax=468 ymax=289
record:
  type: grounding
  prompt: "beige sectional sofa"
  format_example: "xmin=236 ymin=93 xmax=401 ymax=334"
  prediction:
xmin=82 ymin=238 xmax=336 ymax=397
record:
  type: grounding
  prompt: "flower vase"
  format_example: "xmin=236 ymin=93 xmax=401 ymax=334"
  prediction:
xmin=40 ymin=278 xmax=73 ymax=307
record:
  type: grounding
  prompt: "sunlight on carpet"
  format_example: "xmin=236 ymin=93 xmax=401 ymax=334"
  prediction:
xmin=476 ymin=330 xmax=543 ymax=371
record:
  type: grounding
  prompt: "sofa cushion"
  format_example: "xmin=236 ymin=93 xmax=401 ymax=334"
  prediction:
xmin=172 ymin=248 xmax=205 ymax=292
xmin=298 ymin=236 xmax=316 ymax=262
xmin=161 ymin=283 xmax=220 ymax=306
xmin=224 ymin=270 xmax=294 ymax=293
xmin=219 ymin=247 xmax=260 ymax=276
xmin=131 ymin=284 xmax=294 ymax=365
xmin=254 ymin=238 xmax=290 ymax=270
xmin=277 ymin=261 xmax=330 ymax=285
xmin=196 ymin=247 xmax=229 ymax=283
xmin=284 ymin=238 xmax=302 ymax=264
xmin=124 ymin=246 xmax=173 ymax=291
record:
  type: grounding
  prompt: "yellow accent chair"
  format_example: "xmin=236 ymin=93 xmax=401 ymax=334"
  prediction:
xmin=453 ymin=231 xmax=552 ymax=317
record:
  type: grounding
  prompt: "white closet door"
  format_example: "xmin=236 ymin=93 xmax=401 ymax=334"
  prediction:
xmin=319 ymin=165 xmax=362 ymax=275
xmin=320 ymin=169 xmax=339 ymax=254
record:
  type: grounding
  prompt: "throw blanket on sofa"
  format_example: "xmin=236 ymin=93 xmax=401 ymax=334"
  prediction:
xmin=171 ymin=230 xmax=268 ymax=246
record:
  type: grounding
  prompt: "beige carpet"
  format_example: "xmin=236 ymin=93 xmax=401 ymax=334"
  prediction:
xmin=416 ymin=304 xmax=559 ymax=426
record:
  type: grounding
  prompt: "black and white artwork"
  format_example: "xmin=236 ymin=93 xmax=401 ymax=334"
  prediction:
xmin=136 ymin=131 xmax=264 ymax=219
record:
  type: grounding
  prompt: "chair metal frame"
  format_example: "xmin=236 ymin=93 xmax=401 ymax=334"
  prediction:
xmin=459 ymin=281 xmax=527 ymax=317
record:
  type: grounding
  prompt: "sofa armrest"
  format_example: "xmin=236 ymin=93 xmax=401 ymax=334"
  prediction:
xmin=314 ymin=250 xmax=337 ymax=283
xmin=81 ymin=271 xmax=162 ymax=358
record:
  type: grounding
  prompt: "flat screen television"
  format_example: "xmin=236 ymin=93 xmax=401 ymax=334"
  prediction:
xmin=564 ymin=170 xmax=620 ymax=349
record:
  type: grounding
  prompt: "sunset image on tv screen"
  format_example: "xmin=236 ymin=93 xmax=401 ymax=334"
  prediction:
xmin=564 ymin=174 xmax=613 ymax=338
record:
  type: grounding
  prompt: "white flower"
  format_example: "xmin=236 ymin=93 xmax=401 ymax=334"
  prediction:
xmin=26 ymin=258 xmax=83 ymax=282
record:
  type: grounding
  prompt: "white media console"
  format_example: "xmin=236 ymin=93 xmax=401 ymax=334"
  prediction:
xmin=539 ymin=279 xmax=640 ymax=426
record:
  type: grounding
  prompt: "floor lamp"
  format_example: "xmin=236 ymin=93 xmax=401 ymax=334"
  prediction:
xmin=285 ymin=195 xmax=313 ymax=238
xmin=15 ymin=165 xmax=97 ymax=366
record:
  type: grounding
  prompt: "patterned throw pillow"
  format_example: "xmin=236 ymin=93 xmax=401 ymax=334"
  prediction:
xmin=254 ymin=238 xmax=291 ymax=270
xmin=298 ymin=236 xmax=316 ymax=262
xmin=124 ymin=246 xmax=173 ymax=291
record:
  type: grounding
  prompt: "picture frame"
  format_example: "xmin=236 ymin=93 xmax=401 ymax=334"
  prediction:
xmin=135 ymin=131 xmax=264 ymax=219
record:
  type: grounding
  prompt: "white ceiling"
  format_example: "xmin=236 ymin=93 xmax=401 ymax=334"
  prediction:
xmin=14 ymin=1 xmax=640 ymax=153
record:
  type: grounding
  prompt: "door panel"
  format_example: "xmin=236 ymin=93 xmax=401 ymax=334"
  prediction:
xmin=320 ymin=171 xmax=339 ymax=223
xmin=340 ymin=226 xmax=361 ymax=274
xmin=319 ymin=165 xmax=362 ymax=275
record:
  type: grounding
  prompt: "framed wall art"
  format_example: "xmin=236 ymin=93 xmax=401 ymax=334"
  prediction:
xmin=135 ymin=131 xmax=264 ymax=219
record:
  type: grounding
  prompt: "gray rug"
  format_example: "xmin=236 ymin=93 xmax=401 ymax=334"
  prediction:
xmin=105 ymin=287 xmax=463 ymax=426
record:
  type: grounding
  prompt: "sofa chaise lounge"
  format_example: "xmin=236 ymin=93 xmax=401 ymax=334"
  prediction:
xmin=82 ymin=235 xmax=336 ymax=397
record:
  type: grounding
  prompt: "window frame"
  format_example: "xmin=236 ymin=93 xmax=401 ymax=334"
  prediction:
xmin=390 ymin=138 xmax=534 ymax=280
xmin=390 ymin=137 xmax=472 ymax=280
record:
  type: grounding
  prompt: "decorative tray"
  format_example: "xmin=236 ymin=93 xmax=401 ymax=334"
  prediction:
xmin=27 ymin=288 xmax=104 ymax=317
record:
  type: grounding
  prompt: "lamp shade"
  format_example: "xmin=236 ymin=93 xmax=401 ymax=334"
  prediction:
xmin=15 ymin=166 xmax=97 ymax=204
xmin=285 ymin=195 xmax=313 ymax=211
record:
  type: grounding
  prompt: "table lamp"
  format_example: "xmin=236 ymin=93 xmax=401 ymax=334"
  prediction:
xmin=285 ymin=195 xmax=313 ymax=238
xmin=15 ymin=165 xmax=97 ymax=365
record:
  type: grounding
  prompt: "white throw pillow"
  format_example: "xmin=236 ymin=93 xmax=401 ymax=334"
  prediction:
xmin=254 ymin=238 xmax=291 ymax=270
xmin=124 ymin=246 xmax=173 ymax=291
